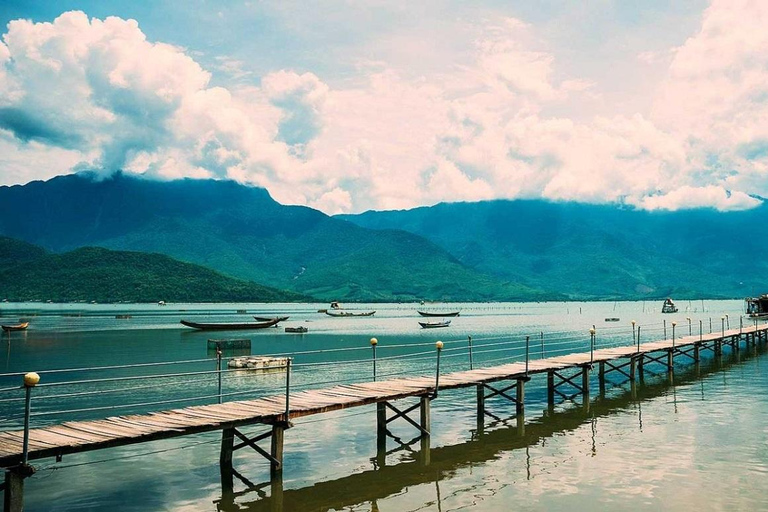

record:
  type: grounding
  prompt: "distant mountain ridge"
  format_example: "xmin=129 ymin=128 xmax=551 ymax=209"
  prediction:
xmin=338 ymin=199 xmax=768 ymax=300
xmin=0 ymin=173 xmax=549 ymax=301
xmin=0 ymin=237 xmax=308 ymax=303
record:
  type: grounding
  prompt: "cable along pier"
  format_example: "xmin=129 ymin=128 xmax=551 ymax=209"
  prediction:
xmin=1 ymin=317 xmax=766 ymax=511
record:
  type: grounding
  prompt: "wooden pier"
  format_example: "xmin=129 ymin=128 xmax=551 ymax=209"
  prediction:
xmin=1 ymin=322 xmax=766 ymax=511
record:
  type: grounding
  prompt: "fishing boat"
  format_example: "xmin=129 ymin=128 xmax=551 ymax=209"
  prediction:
xmin=419 ymin=320 xmax=451 ymax=329
xmin=661 ymin=298 xmax=678 ymax=314
xmin=253 ymin=316 xmax=290 ymax=322
xmin=1 ymin=322 xmax=28 ymax=332
xmin=417 ymin=310 xmax=460 ymax=317
xmin=180 ymin=318 xmax=280 ymax=331
xmin=604 ymin=317 xmax=620 ymax=322
xmin=745 ymin=295 xmax=768 ymax=318
xmin=325 ymin=310 xmax=376 ymax=317
xmin=285 ymin=326 xmax=308 ymax=333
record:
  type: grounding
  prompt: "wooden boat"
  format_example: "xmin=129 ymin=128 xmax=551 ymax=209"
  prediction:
xmin=180 ymin=318 xmax=280 ymax=331
xmin=604 ymin=317 xmax=620 ymax=322
xmin=285 ymin=326 xmax=308 ymax=333
xmin=253 ymin=316 xmax=290 ymax=322
xmin=325 ymin=310 xmax=376 ymax=317
xmin=227 ymin=356 xmax=288 ymax=370
xmin=661 ymin=298 xmax=678 ymax=314
xmin=1 ymin=322 xmax=28 ymax=332
xmin=417 ymin=310 xmax=460 ymax=317
xmin=419 ymin=320 xmax=451 ymax=329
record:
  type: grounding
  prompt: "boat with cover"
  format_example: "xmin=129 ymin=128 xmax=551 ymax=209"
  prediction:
xmin=417 ymin=310 xmax=460 ymax=317
xmin=253 ymin=316 xmax=290 ymax=322
xmin=180 ymin=318 xmax=281 ymax=331
xmin=661 ymin=298 xmax=678 ymax=314
xmin=745 ymin=295 xmax=768 ymax=318
xmin=1 ymin=322 xmax=28 ymax=332
xmin=285 ymin=326 xmax=308 ymax=333
xmin=419 ymin=320 xmax=451 ymax=329
xmin=325 ymin=310 xmax=376 ymax=317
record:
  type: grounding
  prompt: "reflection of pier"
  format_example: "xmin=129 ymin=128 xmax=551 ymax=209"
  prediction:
xmin=1 ymin=321 xmax=766 ymax=511
xmin=222 ymin=346 xmax=752 ymax=512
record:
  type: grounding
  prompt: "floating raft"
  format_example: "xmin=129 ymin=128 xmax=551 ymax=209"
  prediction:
xmin=227 ymin=356 xmax=289 ymax=370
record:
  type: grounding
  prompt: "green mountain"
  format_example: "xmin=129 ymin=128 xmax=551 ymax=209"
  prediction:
xmin=0 ymin=173 xmax=551 ymax=301
xmin=339 ymin=200 xmax=768 ymax=300
xmin=0 ymin=237 xmax=308 ymax=303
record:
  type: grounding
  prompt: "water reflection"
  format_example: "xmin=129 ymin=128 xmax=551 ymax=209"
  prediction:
xmin=219 ymin=347 xmax=756 ymax=512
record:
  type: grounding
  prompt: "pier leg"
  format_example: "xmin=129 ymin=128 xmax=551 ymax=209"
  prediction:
xmin=638 ymin=355 xmax=645 ymax=382
xmin=220 ymin=427 xmax=235 ymax=492
xmin=3 ymin=469 xmax=25 ymax=512
xmin=547 ymin=371 xmax=555 ymax=410
xmin=270 ymin=424 xmax=285 ymax=479
xmin=376 ymin=402 xmax=387 ymax=455
xmin=516 ymin=411 xmax=525 ymax=436
xmin=667 ymin=349 xmax=674 ymax=374
xmin=516 ymin=379 xmax=525 ymax=415
xmin=476 ymin=385 xmax=485 ymax=435
xmin=582 ymin=366 xmax=590 ymax=412
xmin=598 ymin=362 xmax=606 ymax=397
xmin=629 ymin=357 xmax=636 ymax=382
xmin=420 ymin=396 xmax=431 ymax=466
xmin=693 ymin=344 xmax=700 ymax=363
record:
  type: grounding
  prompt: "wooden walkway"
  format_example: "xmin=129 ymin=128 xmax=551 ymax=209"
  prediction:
xmin=0 ymin=323 xmax=764 ymax=469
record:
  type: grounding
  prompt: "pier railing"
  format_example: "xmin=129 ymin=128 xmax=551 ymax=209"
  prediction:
xmin=2 ymin=316 xmax=749 ymax=431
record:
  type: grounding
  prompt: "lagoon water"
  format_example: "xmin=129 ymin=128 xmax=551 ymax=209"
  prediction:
xmin=1 ymin=300 xmax=767 ymax=511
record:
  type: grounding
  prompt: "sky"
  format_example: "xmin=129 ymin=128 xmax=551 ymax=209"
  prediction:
xmin=0 ymin=0 xmax=767 ymax=214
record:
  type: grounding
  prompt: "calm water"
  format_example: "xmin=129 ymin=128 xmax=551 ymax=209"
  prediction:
xmin=1 ymin=300 xmax=765 ymax=511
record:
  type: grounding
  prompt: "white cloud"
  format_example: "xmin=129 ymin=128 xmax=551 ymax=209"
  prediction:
xmin=0 ymin=6 xmax=765 ymax=214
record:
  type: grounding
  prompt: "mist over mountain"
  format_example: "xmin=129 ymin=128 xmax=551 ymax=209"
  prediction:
xmin=338 ymin=199 xmax=768 ymax=300
xmin=0 ymin=173 xmax=547 ymax=302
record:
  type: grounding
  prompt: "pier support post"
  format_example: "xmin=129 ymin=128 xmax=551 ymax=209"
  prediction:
xmin=693 ymin=344 xmax=700 ymax=363
xmin=419 ymin=396 xmax=431 ymax=466
xmin=638 ymin=354 xmax=645 ymax=382
xmin=629 ymin=357 xmax=636 ymax=382
xmin=219 ymin=428 xmax=235 ymax=499
xmin=667 ymin=349 xmax=674 ymax=373
xmin=516 ymin=378 xmax=525 ymax=415
xmin=598 ymin=361 xmax=606 ymax=397
xmin=270 ymin=424 xmax=285 ymax=479
xmin=376 ymin=402 xmax=387 ymax=454
xmin=581 ymin=365 xmax=590 ymax=396
xmin=547 ymin=371 xmax=555 ymax=409
xmin=3 ymin=469 xmax=26 ymax=512
xmin=475 ymin=385 xmax=485 ymax=435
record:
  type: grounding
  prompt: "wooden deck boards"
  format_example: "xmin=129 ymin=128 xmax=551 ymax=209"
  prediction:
xmin=0 ymin=324 xmax=764 ymax=468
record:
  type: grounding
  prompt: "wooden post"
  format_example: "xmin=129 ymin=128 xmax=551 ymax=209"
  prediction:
xmin=420 ymin=396 xmax=431 ymax=466
xmin=637 ymin=354 xmax=645 ymax=382
xmin=270 ymin=424 xmax=285 ymax=479
xmin=220 ymin=428 xmax=235 ymax=469
xmin=4 ymin=470 xmax=25 ymax=512
xmin=667 ymin=349 xmax=674 ymax=373
xmin=629 ymin=357 xmax=636 ymax=382
xmin=376 ymin=402 xmax=387 ymax=453
xmin=476 ymin=385 xmax=485 ymax=434
xmin=598 ymin=361 xmax=605 ymax=396
xmin=516 ymin=379 xmax=525 ymax=415
xmin=270 ymin=475 xmax=284 ymax=512
xmin=581 ymin=366 xmax=590 ymax=397
xmin=547 ymin=371 xmax=555 ymax=407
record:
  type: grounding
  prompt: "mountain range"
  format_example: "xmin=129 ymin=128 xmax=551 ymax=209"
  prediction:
xmin=339 ymin=199 xmax=768 ymax=299
xmin=0 ymin=237 xmax=308 ymax=303
xmin=0 ymin=173 xmax=545 ymax=302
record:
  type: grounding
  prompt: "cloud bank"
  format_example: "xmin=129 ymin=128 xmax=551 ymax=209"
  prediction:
xmin=0 ymin=3 xmax=766 ymax=214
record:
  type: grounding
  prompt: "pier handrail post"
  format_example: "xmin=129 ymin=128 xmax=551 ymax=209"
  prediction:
xmin=540 ymin=331 xmax=544 ymax=358
xmin=726 ymin=314 xmax=730 ymax=330
xmin=687 ymin=317 xmax=691 ymax=336
xmin=370 ymin=338 xmax=378 ymax=381
xmin=468 ymin=335 xmax=473 ymax=370
xmin=636 ymin=325 xmax=641 ymax=352
xmin=589 ymin=327 xmax=596 ymax=365
xmin=672 ymin=322 xmax=676 ymax=349
xmin=740 ymin=316 xmax=743 ymax=335
xmin=710 ymin=317 xmax=712 ymax=333
xmin=664 ymin=319 xmax=667 ymax=340
xmin=721 ymin=317 xmax=725 ymax=339
xmin=284 ymin=358 xmax=292 ymax=422
xmin=700 ymin=320 xmax=703 ymax=342
xmin=216 ymin=346 xmax=223 ymax=404
xmin=21 ymin=372 xmax=40 ymax=465
xmin=631 ymin=320 xmax=636 ymax=345
xmin=525 ymin=335 xmax=530 ymax=376
xmin=434 ymin=341 xmax=443 ymax=398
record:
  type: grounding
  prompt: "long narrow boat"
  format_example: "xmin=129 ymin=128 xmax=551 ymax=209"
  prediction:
xmin=419 ymin=320 xmax=451 ymax=329
xmin=417 ymin=310 xmax=460 ymax=317
xmin=253 ymin=316 xmax=290 ymax=322
xmin=1 ymin=322 xmax=28 ymax=332
xmin=180 ymin=318 xmax=280 ymax=331
xmin=325 ymin=310 xmax=376 ymax=317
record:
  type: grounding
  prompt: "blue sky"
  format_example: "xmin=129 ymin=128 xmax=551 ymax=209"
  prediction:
xmin=1 ymin=0 xmax=766 ymax=213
